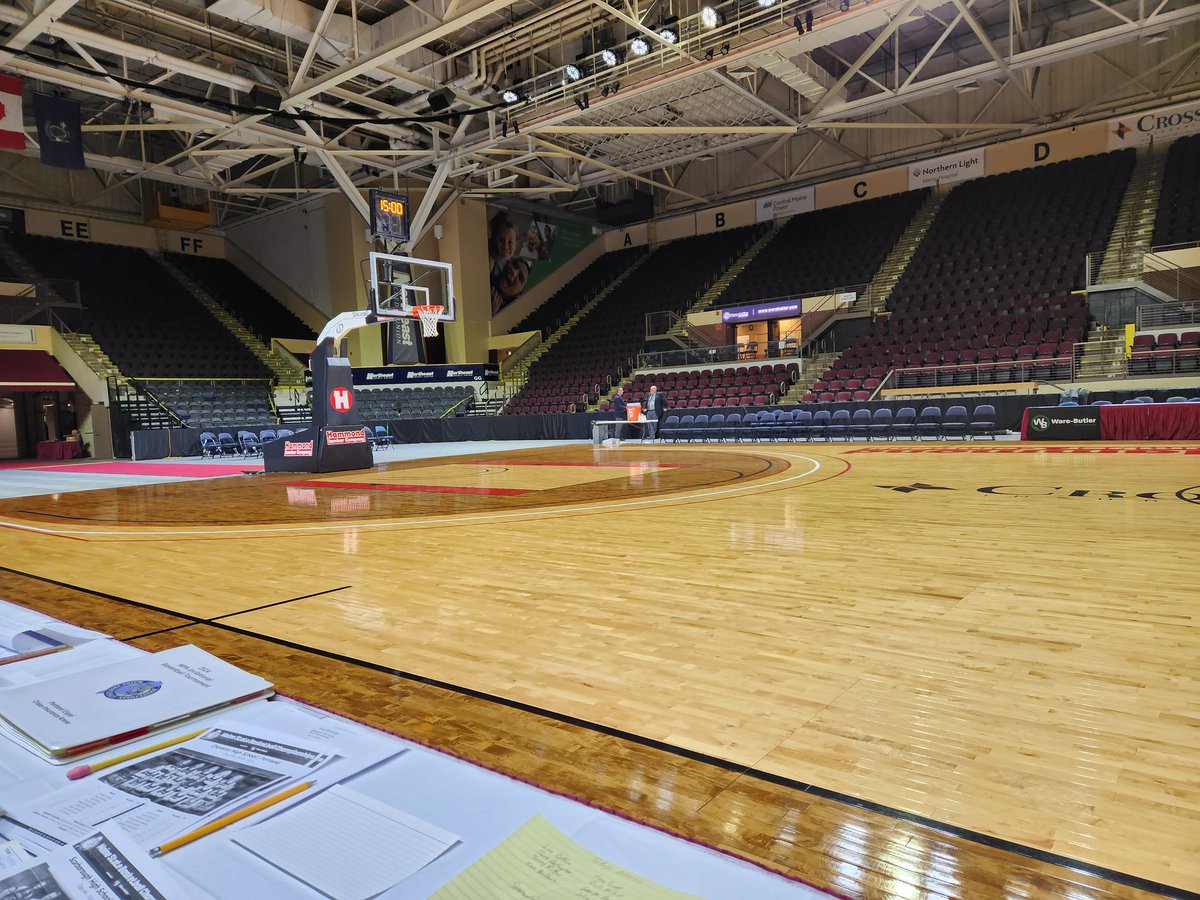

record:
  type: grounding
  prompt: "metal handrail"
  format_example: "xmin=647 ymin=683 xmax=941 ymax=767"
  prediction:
xmin=888 ymin=357 xmax=1076 ymax=389
xmin=638 ymin=343 xmax=799 ymax=369
xmin=1136 ymin=300 xmax=1200 ymax=329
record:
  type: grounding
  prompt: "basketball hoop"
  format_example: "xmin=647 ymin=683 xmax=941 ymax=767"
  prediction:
xmin=412 ymin=304 xmax=444 ymax=337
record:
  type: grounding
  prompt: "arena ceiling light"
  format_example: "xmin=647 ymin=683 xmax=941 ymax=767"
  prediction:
xmin=501 ymin=88 xmax=521 ymax=104
xmin=630 ymin=36 xmax=651 ymax=56
xmin=658 ymin=17 xmax=680 ymax=44
xmin=700 ymin=6 xmax=724 ymax=28
xmin=757 ymin=0 xmax=777 ymax=7
xmin=564 ymin=63 xmax=583 ymax=82
xmin=600 ymin=46 xmax=625 ymax=67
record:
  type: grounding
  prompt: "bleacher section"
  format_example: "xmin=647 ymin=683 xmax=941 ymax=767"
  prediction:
xmin=1130 ymin=330 xmax=1200 ymax=374
xmin=816 ymin=151 xmax=1135 ymax=396
xmin=608 ymin=364 xmax=800 ymax=411
xmin=12 ymin=234 xmax=269 ymax=379
xmin=140 ymin=379 xmax=274 ymax=429
xmin=1153 ymin=134 xmax=1200 ymax=247
xmin=510 ymin=247 xmax=644 ymax=338
xmin=164 ymin=252 xmax=316 ymax=343
xmin=356 ymin=386 xmax=475 ymax=420
xmin=720 ymin=191 xmax=927 ymax=305
xmin=505 ymin=224 xmax=769 ymax=415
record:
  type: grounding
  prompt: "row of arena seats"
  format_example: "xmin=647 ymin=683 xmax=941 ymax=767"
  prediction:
xmin=719 ymin=191 xmax=926 ymax=306
xmin=164 ymin=252 xmax=315 ymax=344
xmin=510 ymin=247 xmax=645 ymax=338
xmin=141 ymin=380 xmax=273 ymax=428
xmin=355 ymin=386 xmax=475 ymax=420
xmin=602 ymin=393 xmax=778 ymax=411
xmin=604 ymin=364 xmax=802 ymax=410
xmin=11 ymin=233 xmax=270 ymax=379
xmin=1153 ymin=133 xmax=1200 ymax=246
xmin=1130 ymin=332 xmax=1200 ymax=374
xmin=660 ymin=405 xmax=1000 ymax=441
xmin=828 ymin=151 xmax=1133 ymax=380
xmin=506 ymin=223 xmax=768 ymax=415
xmin=199 ymin=427 xmax=394 ymax=457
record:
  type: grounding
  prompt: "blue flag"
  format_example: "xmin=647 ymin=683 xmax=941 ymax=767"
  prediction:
xmin=33 ymin=93 xmax=85 ymax=169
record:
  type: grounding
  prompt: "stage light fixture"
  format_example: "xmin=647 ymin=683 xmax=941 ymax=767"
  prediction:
xmin=630 ymin=36 xmax=651 ymax=56
xmin=658 ymin=17 xmax=680 ymax=44
xmin=611 ymin=82 xmax=621 ymax=94
xmin=574 ymin=93 xmax=591 ymax=111
xmin=564 ymin=63 xmax=583 ymax=81
xmin=600 ymin=46 xmax=625 ymax=67
xmin=720 ymin=42 xmax=730 ymax=54
xmin=501 ymin=88 xmax=521 ymax=104
xmin=757 ymin=0 xmax=777 ymax=7
xmin=700 ymin=6 xmax=723 ymax=28
xmin=793 ymin=14 xmax=803 ymax=34
xmin=704 ymin=47 xmax=714 ymax=60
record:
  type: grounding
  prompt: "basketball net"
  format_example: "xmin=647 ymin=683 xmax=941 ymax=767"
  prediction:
xmin=412 ymin=304 xmax=444 ymax=338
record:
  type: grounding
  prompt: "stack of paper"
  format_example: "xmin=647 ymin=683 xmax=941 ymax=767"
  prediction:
xmin=0 ymin=602 xmax=106 ymax=667
xmin=0 ymin=645 xmax=274 ymax=762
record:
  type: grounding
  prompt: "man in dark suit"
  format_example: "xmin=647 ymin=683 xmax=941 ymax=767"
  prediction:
xmin=611 ymin=386 xmax=628 ymax=440
xmin=643 ymin=384 xmax=666 ymax=442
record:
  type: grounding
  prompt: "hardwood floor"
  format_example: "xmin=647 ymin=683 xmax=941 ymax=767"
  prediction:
xmin=1 ymin=441 xmax=1196 ymax=898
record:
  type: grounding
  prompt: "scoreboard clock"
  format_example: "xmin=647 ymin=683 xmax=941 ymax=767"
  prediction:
xmin=369 ymin=190 xmax=410 ymax=242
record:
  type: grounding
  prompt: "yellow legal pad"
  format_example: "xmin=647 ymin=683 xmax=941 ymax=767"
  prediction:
xmin=431 ymin=814 xmax=698 ymax=900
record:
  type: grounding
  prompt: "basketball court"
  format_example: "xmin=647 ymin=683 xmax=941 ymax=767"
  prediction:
xmin=1 ymin=440 xmax=1195 ymax=897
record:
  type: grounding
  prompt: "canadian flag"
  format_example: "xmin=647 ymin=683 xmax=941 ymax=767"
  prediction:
xmin=0 ymin=74 xmax=25 ymax=151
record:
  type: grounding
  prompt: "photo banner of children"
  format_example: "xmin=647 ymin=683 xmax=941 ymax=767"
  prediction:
xmin=487 ymin=207 xmax=593 ymax=315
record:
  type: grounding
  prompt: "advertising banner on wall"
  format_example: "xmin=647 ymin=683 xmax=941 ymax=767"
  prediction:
xmin=755 ymin=186 xmax=816 ymax=222
xmin=907 ymin=147 xmax=985 ymax=190
xmin=1106 ymin=100 xmax=1200 ymax=149
xmin=353 ymin=364 xmax=499 ymax=385
xmin=486 ymin=207 xmax=592 ymax=315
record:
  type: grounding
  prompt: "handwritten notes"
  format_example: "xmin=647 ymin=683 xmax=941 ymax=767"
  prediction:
xmin=432 ymin=815 xmax=697 ymax=900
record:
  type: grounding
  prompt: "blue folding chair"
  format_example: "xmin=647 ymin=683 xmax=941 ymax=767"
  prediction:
xmin=869 ymin=407 xmax=893 ymax=440
xmin=737 ymin=412 xmax=758 ymax=441
xmin=374 ymin=426 xmax=394 ymax=449
xmin=827 ymin=409 xmax=852 ymax=441
xmin=915 ymin=406 xmax=942 ymax=440
xmin=891 ymin=407 xmax=916 ymax=440
xmin=199 ymin=432 xmax=219 ymax=458
xmin=673 ymin=414 xmax=694 ymax=442
xmin=969 ymin=404 xmax=997 ymax=439
xmin=238 ymin=430 xmax=262 ymax=457
xmin=942 ymin=405 xmax=969 ymax=440
xmin=789 ymin=409 xmax=813 ymax=440
xmin=704 ymin=413 xmax=725 ymax=443
xmin=848 ymin=408 xmax=873 ymax=440
xmin=660 ymin=415 xmax=681 ymax=442
xmin=720 ymin=413 xmax=742 ymax=442
xmin=810 ymin=409 xmax=832 ymax=440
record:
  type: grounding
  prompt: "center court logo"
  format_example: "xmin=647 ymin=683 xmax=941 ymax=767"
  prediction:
xmin=102 ymin=680 xmax=162 ymax=700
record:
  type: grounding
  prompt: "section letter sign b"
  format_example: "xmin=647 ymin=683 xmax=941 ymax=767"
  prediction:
xmin=330 ymin=387 xmax=354 ymax=413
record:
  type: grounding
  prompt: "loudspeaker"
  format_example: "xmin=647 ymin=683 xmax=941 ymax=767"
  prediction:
xmin=427 ymin=88 xmax=456 ymax=112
